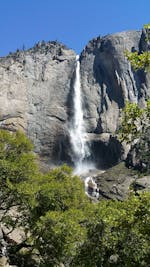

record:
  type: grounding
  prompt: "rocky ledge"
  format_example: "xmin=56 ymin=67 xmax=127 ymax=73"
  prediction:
xmin=86 ymin=162 xmax=150 ymax=201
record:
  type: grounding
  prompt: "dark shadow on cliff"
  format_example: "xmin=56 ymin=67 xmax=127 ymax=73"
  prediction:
xmin=90 ymin=135 xmax=124 ymax=169
xmin=92 ymin=38 xmax=125 ymax=109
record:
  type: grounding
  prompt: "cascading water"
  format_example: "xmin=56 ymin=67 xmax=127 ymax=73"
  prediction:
xmin=70 ymin=55 xmax=92 ymax=174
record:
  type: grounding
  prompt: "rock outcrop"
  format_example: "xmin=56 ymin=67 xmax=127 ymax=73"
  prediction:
xmin=86 ymin=163 xmax=150 ymax=201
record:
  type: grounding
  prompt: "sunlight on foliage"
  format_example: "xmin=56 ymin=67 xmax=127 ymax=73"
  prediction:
xmin=119 ymin=101 xmax=144 ymax=143
xmin=0 ymin=130 xmax=150 ymax=266
xmin=125 ymin=23 xmax=150 ymax=71
xmin=125 ymin=50 xmax=150 ymax=71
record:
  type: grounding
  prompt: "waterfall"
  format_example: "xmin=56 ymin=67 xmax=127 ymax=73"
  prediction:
xmin=70 ymin=55 xmax=92 ymax=174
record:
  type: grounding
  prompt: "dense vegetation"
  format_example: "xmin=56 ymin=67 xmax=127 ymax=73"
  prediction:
xmin=0 ymin=130 xmax=149 ymax=267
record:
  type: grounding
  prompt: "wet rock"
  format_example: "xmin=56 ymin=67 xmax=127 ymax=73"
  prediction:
xmin=92 ymin=163 xmax=137 ymax=200
xmin=88 ymin=162 xmax=150 ymax=201
xmin=85 ymin=176 xmax=99 ymax=198
xmin=86 ymin=133 xmax=123 ymax=168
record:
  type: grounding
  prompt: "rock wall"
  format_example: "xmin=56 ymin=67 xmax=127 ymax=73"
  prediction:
xmin=80 ymin=30 xmax=150 ymax=134
xmin=0 ymin=30 xmax=150 ymax=167
xmin=0 ymin=42 xmax=76 ymax=162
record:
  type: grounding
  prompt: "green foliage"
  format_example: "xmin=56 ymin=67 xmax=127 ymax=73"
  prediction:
xmin=119 ymin=100 xmax=150 ymax=173
xmin=34 ymin=209 xmax=87 ymax=266
xmin=0 ymin=130 xmax=37 ymax=183
xmin=144 ymin=23 xmax=150 ymax=42
xmin=73 ymin=193 xmax=150 ymax=267
xmin=145 ymin=98 xmax=150 ymax=118
xmin=17 ymin=164 xmax=89 ymax=265
xmin=119 ymin=101 xmax=144 ymax=143
xmin=0 ymin=130 xmax=38 ymax=212
xmin=125 ymin=23 xmax=150 ymax=71
xmin=1 ymin=25 xmax=150 ymax=267
xmin=20 ymin=170 xmax=150 ymax=267
xmin=125 ymin=50 xmax=150 ymax=71
xmin=119 ymin=100 xmax=150 ymax=143
xmin=17 ymin=164 xmax=88 ymax=217
xmin=123 ymin=23 xmax=150 ymax=172
xmin=0 ymin=130 xmax=150 ymax=266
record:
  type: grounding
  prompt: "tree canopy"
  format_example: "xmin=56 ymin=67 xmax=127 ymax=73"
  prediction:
xmin=0 ymin=130 xmax=150 ymax=266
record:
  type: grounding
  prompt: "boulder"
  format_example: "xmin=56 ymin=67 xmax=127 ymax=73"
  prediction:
xmin=131 ymin=176 xmax=150 ymax=192
xmin=87 ymin=162 xmax=150 ymax=201
xmin=93 ymin=162 xmax=136 ymax=200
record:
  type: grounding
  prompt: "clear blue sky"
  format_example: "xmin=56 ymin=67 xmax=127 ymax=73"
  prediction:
xmin=0 ymin=0 xmax=150 ymax=56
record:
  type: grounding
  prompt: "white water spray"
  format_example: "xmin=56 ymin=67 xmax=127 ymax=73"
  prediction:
xmin=70 ymin=55 xmax=93 ymax=174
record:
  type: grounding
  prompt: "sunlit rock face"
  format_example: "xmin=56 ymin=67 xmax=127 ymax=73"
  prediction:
xmin=80 ymin=30 xmax=150 ymax=135
xmin=0 ymin=42 xmax=76 ymax=162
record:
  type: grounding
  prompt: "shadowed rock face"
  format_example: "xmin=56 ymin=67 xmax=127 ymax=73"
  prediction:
xmin=85 ymin=133 xmax=123 ymax=169
xmin=0 ymin=31 xmax=150 ymax=166
xmin=80 ymin=30 xmax=150 ymax=134
xmin=126 ymin=126 xmax=150 ymax=172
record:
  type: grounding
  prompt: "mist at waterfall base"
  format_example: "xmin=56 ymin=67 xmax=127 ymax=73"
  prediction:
xmin=69 ymin=55 xmax=95 ymax=175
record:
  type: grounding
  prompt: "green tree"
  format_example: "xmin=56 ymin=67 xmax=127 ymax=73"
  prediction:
xmin=0 ymin=130 xmax=38 ymax=214
xmin=119 ymin=101 xmax=144 ymax=143
xmin=17 ymin=165 xmax=90 ymax=266
xmin=1 ymin=130 xmax=150 ymax=267
xmin=119 ymin=100 xmax=150 ymax=172
xmin=73 ymin=193 xmax=150 ymax=267
xmin=125 ymin=23 xmax=150 ymax=71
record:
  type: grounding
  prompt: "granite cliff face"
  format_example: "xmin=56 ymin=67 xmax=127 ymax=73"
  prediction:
xmin=0 ymin=42 xmax=76 ymax=162
xmin=0 ymin=30 xmax=150 ymax=167
xmin=80 ymin=30 xmax=150 ymax=135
